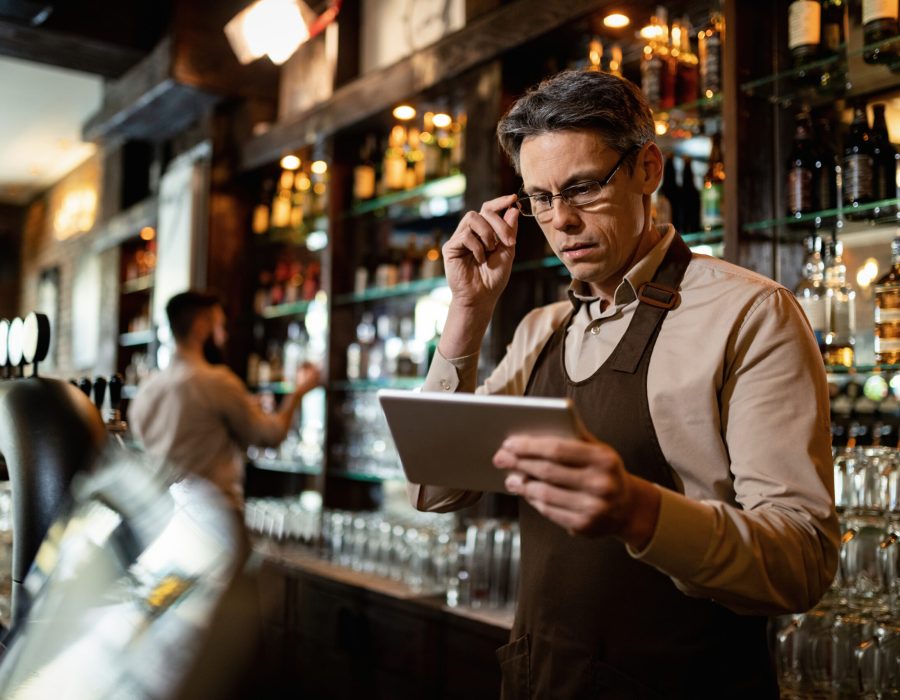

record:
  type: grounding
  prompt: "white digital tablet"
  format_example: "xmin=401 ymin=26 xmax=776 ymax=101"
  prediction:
xmin=377 ymin=389 xmax=580 ymax=493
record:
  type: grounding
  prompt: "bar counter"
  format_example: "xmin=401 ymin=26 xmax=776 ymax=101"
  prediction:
xmin=254 ymin=539 xmax=512 ymax=699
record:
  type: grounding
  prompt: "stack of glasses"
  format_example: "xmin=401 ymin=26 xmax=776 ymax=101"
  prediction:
xmin=245 ymin=497 xmax=519 ymax=611
xmin=775 ymin=446 xmax=900 ymax=698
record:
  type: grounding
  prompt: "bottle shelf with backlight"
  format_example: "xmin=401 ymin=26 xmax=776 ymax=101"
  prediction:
xmin=117 ymin=230 xmax=157 ymax=391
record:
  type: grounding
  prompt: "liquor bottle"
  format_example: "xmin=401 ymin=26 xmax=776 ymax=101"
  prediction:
xmin=395 ymin=317 xmax=424 ymax=378
xmin=449 ymin=112 xmax=465 ymax=174
xmin=353 ymin=135 xmax=377 ymax=201
xmin=420 ymin=231 xmax=444 ymax=279
xmin=823 ymin=238 xmax=856 ymax=367
xmin=702 ymin=132 xmax=725 ymax=231
xmin=382 ymin=126 xmax=408 ymax=192
xmin=608 ymin=43 xmax=624 ymax=77
xmin=698 ymin=5 xmax=725 ymax=102
xmin=587 ymin=35 xmax=603 ymax=71
xmin=658 ymin=7 xmax=677 ymax=110
xmin=820 ymin=0 xmax=848 ymax=88
xmin=787 ymin=112 xmax=817 ymax=216
xmin=794 ymin=234 xmax=828 ymax=347
xmin=814 ymin=117 xmax=840 ymax=210
xmin=283 ymin=321 xmax=307 ymax=388
xmin=862 ymin=0 xmax=899 ymax=65
xmin=657 ymin=156 xmax=682 ymax=231
xmin=675 ymin=16 xmax=700 ymax=105
xmin=680 ymin=157 xmax=702 ymax=233
xmin=347 ymin=313 xmax=376 ymax=381
xmin=641 ymin=12 xmax=665 ymax=112
xmin=843 ymin=104 xmax=875 ymax=211
xmin=271 ymin=169 xmax=294 ymax=228
xmin=406 ymin=127 xmax=426 ymax=189
xmin=875 ymin=232 xmax=900 ymax=365
xmin=252 ymin=178 xmax=274 ymax=234
xmin=789 ymin=1 xmax=822 ymax=67
xmin=870 ymin=103 xmax=899 ymax=205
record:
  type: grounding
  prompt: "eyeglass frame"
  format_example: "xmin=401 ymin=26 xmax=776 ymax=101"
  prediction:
xmin=515 ymin=143 xmax=641 ymax=220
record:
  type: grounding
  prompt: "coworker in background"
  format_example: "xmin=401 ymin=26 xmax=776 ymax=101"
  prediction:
xmin=409 ymin=70 xmax=839 ymax=698
xmin=130 ymin=290 xmax=319 ymax=509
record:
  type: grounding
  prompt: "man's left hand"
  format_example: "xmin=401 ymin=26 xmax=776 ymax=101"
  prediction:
xmin=493 ymin=435 xmax=661 ymax=550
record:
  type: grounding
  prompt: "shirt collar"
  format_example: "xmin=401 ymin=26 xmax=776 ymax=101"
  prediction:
xmin=567 ymin=224 xmax=677 ymax=311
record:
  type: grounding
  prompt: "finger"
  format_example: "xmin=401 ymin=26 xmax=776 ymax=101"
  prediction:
xmin=480 ymin=193 xmax=518 ymax=215
xmin=459 ymin=229 xmax=487 ymax=264
xmin=528 ymin=500 xmax=592 ymax=535
xmin=480 ymin=207 xmax=517 ymax=247
xmin=503 ymin=205 xmax=520 ymax=233
xmin=517 ymin=478 xmax=597 ymax=513
xmin=495 ymin=451 xmax=586 ymax=490
xmin=503 ymin=435 xmax=612 ymax=466
xmin=467 ymin=214 xmax=503 ymax=252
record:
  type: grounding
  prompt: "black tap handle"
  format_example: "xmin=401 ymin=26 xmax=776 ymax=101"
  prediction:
xmin=93 ymin=377 xmax=108 ymax=411
xmin=77 ymin=377 xmax=92 ymax=397
xmin=108 ymin=374 xmax=123 ymax=410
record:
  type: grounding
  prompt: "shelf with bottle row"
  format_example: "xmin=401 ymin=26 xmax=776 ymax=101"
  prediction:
xmin=119 ymin=329 xmax=155 ymax=347
xmin=825 ymin=364 xmax=900 ymax=376
xmin=254 ymin=216 xmax=329 ymax=247
xmin=331 ymin=377 xmax=425 ymax=392
xmin=121 ymin=275 xmax=154 ymax=295
xmin=326 ymin=467 xmax=405 ymax=484
xmin=258 ymin=299 xmax=314 ymax=320
xmin=249 ymin=455 xmax=322 ymax=476
xmin=348 ymin=174 xmax=467 ymax=219
xmin=739 ymin=36 xmax=900 ymax=107
xmin=250 ymin=382 xmax=297 ymax=395
xmin=743 ymin=197 xmax=900 ymax=237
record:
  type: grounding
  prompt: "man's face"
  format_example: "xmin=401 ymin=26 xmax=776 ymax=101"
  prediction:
xmin=209 ymin=305 xmax=227 ymax=349
xmin=518 ymin=129 xmax=654 ymax=295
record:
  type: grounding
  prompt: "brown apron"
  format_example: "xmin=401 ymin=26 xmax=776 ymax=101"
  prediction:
xmin=497 ymin=235 xmax=778 ymax=699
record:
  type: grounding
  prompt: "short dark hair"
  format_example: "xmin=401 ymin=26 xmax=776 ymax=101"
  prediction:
xmin=166 ymin=290 xmax=221 ymax=341
xmin=497 ymin=70 xmax=655 ymax=174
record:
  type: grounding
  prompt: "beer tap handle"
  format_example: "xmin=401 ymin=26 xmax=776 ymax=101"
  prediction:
xmin=77 ymin=377 xmax=92 ymax=397
xmin=92 ymin=377 xmax=108 ymax=412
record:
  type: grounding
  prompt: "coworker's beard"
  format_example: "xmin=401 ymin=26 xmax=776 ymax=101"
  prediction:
xmin=203 ymin=336 xmax=226 ymax=365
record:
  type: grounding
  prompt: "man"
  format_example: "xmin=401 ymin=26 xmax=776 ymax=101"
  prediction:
xmin=410 ymin=71 xmax=838 ymax=698
xmin=130 ymin=290 xmax=319 ymax=509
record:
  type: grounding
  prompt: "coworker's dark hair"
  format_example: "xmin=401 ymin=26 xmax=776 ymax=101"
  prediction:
xmin=166 ymin=290 xmax=221 ymax=341
xmin=496 ymin=70 xmax=655 ymax=174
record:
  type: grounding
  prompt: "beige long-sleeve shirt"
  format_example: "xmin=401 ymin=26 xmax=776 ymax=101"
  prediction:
xmin=411 ymin=225 xmax=840 ymax=616
xmin=129 ymin=353 xmax=289 ymax=508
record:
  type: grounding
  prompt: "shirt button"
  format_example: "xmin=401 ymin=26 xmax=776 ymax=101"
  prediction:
xmin=590 ymin=326 xmax=601 ymax=335
xmin=440 ymin=379 xmax=451 ymax=390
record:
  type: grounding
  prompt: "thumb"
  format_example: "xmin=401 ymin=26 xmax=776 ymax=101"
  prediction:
xmin=503 ymin=206 xmax=520 ymax=230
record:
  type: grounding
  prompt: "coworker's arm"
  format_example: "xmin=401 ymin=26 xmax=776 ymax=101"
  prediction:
xmin=217 ymin=363 xmax=320 ymax=447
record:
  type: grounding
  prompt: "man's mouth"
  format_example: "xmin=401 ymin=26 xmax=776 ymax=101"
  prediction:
xmin=561 ymin=242 xmax=596 ymax=259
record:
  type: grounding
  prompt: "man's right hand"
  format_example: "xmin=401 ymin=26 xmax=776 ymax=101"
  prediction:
xmin=442 ymin=194 xmax=520 ymax=311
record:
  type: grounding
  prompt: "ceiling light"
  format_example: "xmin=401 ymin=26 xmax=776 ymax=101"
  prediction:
xmin=311 ymin=160 xmax=328 ymax=174
xmin=280 ymin=154 xmax=301 ymax=170
xmin=225 ymin=0 xmax=342 ymax=66
xmin=432 ymin=113 xmax=452 ymax=129
xmin=603 ymin=13 xmax=630 ymax=29
xmin=393 ymin=105 xmax=417 ymax=121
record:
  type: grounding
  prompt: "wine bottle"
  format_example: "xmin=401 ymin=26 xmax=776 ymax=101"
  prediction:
xmin=658 ymin=156 xmax=682 ymax=231
xmin=702 ymin=132 xmax=725 ymax=231
xmin=862 ymin=0 xmax=899 ymax=65
xmin=787 ymin=112 xmax=817 ymax=217
xmin=789 ymin=1 xmax=822 ymax=67
xmin=870 ymin=103 xmax=899 ymax=207
xmin=680 ymin=157 xmax=702 ymax=233
xmin=823 ymin=238 xmax=856 ymax=367
xmin=794 ymin=234 xmax=828 ymax=348
xmin=843 ymin=104 xmax=874 ymax=212
xmin=814 ymin=117 xmax=839 ymax=211
xmin=875 ymin=232 xmax=900 ymax=365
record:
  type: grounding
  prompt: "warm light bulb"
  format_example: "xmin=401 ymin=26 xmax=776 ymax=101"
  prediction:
xmin=280 ymin=154 xmax=301 ymax=170
xmin=432 ymin=113 xmax=452 ymax=129
xmin=140 ymin=226 xmax=156 ymax=241
xmin=393 ymin=105 xmax=417 ymax=121
xmin=655 ymin=121 xmax=669 ymax=136
xmin=311 ymin=160 xmax=328 ymax=174
xmin=603 ymin=13 xmax=630 ymax=29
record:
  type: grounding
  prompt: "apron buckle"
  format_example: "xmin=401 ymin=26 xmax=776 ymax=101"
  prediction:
xmin=638 ymin=282 xmax=679 ymax=310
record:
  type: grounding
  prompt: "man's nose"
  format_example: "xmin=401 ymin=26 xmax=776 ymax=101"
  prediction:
xmin=548 ymin=197 xmax=580 ymax=230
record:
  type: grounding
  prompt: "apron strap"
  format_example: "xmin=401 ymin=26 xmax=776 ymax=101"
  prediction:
xmin=610 ymin=234 xmax=692 ymax=375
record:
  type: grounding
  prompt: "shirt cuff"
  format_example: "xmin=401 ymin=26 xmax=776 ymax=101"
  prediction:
xmin=626 ymin=484 xmax=715 ymax=581
xmin=422 ymin=349 xmax=479 ymax=393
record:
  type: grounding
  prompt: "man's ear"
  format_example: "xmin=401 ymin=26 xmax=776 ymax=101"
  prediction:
xmin=640 ymin=142 xmax=664 ymax=195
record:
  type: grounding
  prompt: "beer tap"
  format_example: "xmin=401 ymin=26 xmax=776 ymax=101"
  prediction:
xmin=77 ymin=377 xmax=92 ymax=398
xmin=105 ymin=373 xmax=127 ymax=438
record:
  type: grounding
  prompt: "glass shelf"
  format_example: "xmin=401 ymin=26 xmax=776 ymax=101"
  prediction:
xmin=826 ymin=364 xmax=900 ymax=375
xmin=121 ymin=275 xmax=153 ymax=294
xmin=249 ymin=457 xmax=322 ymax=475
xmin=327 ymin=468 xmax=405 ymax=484
xmin=348 ymin=174 xmax=467 ymax=218
xmin=334 ymin=277 xmax=449 ymax=305
xmin=260 ymin=299 xmax=312 ymax=319
xmin=119 ymin=330 xmax=155 ymax=347
xmin=331 ymin=377 xmax=425 ymax=392
xmin=744 ymin=198 xmax=900 ymax=235
xmin=740 ymin=36 xmax=900 ymax=107
xmin=251 ymin=382 xmax=296 ymax=395
xmin=254 ymin=216 xmax=329 ymax=246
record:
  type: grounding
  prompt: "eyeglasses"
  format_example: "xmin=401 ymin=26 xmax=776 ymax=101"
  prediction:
xmin=516 ymin=144 xmax=639 ymax=220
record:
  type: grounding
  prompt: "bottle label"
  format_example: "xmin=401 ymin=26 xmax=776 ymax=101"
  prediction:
xmin=798 ymin=296 xmax=827 ymax=333
xmin=875 ymin=300 xmax=900 ymax=323
xmin=789 ymin=1 xmax=822 ymax=50
xmin=843 ymin=154 xmax=874 ymax=203
xmin=864 ymin=0 xmax=899 ymax=24
xmin=787 ymin=167 xmax=813 ymax=213
xmin=876 ymin=336 xmax=900 ymax=353
xmin=701 ymin=182 xmax=724 ymax=229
